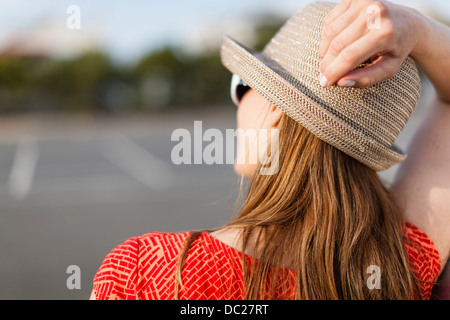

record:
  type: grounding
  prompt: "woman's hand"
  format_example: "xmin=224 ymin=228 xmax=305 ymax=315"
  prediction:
xmin=318 ymin=0 xmax=425 ymax=88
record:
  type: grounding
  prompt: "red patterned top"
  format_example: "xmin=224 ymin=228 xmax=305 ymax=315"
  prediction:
xmin=93 ymin=222 xmax=441 ymax=300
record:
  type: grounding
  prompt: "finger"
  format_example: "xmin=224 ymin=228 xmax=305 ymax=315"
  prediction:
xmin=336 ymin=55 xmax=403 ymax=88
xmin=322 ymin=0 xmax=352 ymax=26
xmin=320 ymin=13 xmax=370 ymax=72
xmin=320 ymin=32 xmax=391 ymax=87
xmin=319 ymin=7 xmax=362 ymax=59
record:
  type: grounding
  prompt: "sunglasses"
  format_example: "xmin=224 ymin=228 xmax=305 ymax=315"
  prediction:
xmin=230 ymin=74 xmax=250 ymax=106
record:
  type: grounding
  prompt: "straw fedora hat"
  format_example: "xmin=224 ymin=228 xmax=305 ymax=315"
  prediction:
xmin=220 ymin=1 xmax=421 ymax=171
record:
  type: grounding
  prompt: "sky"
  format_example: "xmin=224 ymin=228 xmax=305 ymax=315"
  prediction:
xmin=0 ymin=0 xmax=448 ymax=64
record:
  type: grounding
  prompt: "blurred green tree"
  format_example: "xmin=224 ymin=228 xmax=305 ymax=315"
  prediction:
xmin=41 ymin=52 xmax=125 ymax=112
xmin=0 ymin=18 xmax=284 ymax=114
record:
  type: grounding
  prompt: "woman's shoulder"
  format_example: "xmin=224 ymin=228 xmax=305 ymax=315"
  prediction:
xmin=92 ymin=231 xmax=237 ymax=299
xmin=136 ymin=231 xmax=193 ymax=253
xmin=97 ymin=231 xmax=195 ymax=268
xmin=92 ymin=231 xmax=193 ymax=300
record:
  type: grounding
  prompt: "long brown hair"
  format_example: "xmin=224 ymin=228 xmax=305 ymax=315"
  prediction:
xmin=175 ymin=113 xmax=421 ymax=300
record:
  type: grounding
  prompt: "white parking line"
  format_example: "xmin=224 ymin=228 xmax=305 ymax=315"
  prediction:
xmin=101 ymin=133 xmax=174 ymax=191
xmin=8 ymin=137 xmax=39 ymax=200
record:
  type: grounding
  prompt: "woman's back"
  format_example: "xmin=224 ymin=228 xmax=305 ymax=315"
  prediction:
xmin=92 ymin=223 xmax=440 ymax=300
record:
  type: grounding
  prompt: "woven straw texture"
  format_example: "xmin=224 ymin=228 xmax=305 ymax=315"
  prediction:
xmin=221 ymin=1 xmax=421 ymax=171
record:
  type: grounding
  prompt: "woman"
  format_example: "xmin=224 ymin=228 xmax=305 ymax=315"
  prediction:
xmin=91 ymin=0 xmax=449 ymax=300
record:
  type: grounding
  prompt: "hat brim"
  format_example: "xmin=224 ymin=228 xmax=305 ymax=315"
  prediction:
xmin=220 ymin=35 xmax=406 ymax=171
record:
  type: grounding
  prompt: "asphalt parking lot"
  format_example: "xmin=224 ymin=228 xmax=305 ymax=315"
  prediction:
xmin=0 ymin=107 xmax=242 ymax=299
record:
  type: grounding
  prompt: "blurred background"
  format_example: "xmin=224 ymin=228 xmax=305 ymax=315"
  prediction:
xmin=0 ymin=0 xmax=448 ymax=299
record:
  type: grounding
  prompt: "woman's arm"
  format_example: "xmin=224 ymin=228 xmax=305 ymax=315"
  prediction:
xmin=410 ymin=14 xmax=450 ymax=103
xmin=319 ymin=0 xmax=450 ymax=269
xmin=387 ymin=8 xmax=450 ymax=271
xmin=392 ymin=97 xmax=450 ymax=271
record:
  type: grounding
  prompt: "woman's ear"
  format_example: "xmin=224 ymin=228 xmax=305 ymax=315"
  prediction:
xmin=269 ymin=105 xmax=283 ymax=128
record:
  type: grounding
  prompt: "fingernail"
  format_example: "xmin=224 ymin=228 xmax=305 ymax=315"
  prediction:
xmin=319 ymin=74 xmax=328 ymax=87
xmin=340 ymin=80 xmax=356 ymax=87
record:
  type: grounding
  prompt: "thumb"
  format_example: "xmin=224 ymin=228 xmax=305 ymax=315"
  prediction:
xmin=337 ymin=55 xmax=403 ymax=88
